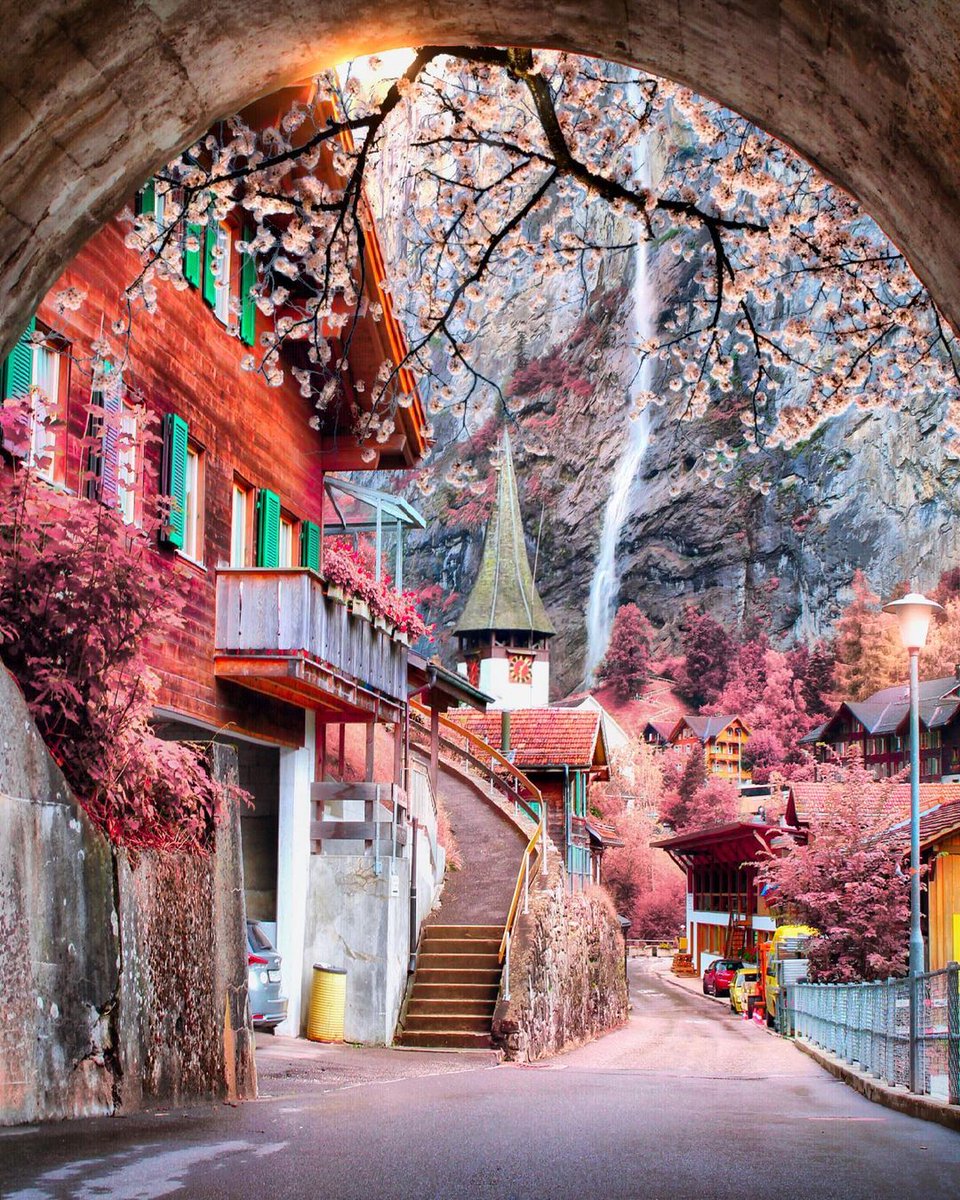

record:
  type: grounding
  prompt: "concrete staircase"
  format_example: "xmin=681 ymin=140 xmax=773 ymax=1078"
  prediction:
xmin=396 ymin=758 xmax=528 ymax=1049
xmin=397 ymin=924 xmax=502 ymax=1048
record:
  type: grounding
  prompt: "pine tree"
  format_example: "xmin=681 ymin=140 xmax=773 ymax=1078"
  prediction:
xmin=674 ymin=608 xmax=734 ymax=707
xmin=833 ymin=570 xmax=903 ymax=700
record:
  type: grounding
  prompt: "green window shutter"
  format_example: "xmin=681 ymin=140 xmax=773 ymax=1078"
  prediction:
xmin=184 ymin=223 xmax=202 ymax=288
xmin=162 ymin=413 xmax=189 ymax=549
xmin=239 ymin=229 xmax=257 ymax=346
xmin=135 ymin=179 xmax=156 ymax=216
xmin=2 ymin=317 xmax=36 ymax=399
xmin=300 ymin=520 xmax=320 ymax=572
xmin=256 ymin=488 xmax=281 ymax=568
xmin=202 ymin=222 xmax=218 ymax=308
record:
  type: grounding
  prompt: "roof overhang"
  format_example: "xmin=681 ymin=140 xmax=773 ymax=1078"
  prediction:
xmin=652 ymin=821 xmax=799 ymax=869
xmin=406 ymin=653 xmax=493 ymax=712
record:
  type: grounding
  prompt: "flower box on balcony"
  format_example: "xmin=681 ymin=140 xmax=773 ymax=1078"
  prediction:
xmin=326 ymin=583 xmax=346 ymax=605
xmin=351 ymin=597 xmax=372 ymax=622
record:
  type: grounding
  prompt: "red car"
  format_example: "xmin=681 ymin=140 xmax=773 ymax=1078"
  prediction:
xmin=702 ymin=958 xmax=743 ymax=997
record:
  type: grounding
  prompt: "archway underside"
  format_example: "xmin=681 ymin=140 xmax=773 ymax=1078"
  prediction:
xmin=2 ymin=2 xmax=958 ymax=354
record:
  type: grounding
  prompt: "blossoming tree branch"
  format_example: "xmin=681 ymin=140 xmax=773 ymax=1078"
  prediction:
xmin=103 ymin=47 xmax=960 ymax=488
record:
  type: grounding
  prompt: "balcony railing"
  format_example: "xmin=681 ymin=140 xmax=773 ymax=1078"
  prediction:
xmin=214 ymin=568 xmax=407 ymax=717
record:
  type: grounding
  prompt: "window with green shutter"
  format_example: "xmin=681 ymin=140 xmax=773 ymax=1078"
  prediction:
xmin=239 ymin=228 xmax=257 ymax=347
xmin=1 ymin=317 xmax=36 ymax=400
xmin=300 ymin=520 xmax=321 ymax=572
xmin=161 ymin=413 xmax=189 ymax=549
xmin=202 ymin=222 xmax=218 ymax=309
xmin=135 ymin=179 xmax=156 ymax=217
xmin=184 ymin=223 xmax=202 ymax=288
xmin=256 ymin=488 xmax=281 ymax=568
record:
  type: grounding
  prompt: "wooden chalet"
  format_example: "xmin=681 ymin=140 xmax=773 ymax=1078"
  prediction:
xmin=666 ymin=714 xmax=752 ymax=785
xmin=799 ymin=673 xmax=960 ymax=782
xmin=0 ymin=84 xmax=456 ymax=1039
xmin=885 ymin=800 xmax=960 ymax=970
xmin=653 ymin=819 xmax=792 ymax=972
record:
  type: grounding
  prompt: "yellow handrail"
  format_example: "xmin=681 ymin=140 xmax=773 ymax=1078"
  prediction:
xmin=409 ymin=698 xmax=546 ymax=965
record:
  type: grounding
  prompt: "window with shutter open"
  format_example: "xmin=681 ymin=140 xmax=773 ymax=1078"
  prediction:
xmin=240 ymin=227 xmax=257 ymax=346
xmin=184 ymin=223 xmax=202 ymax=288
xmin=256 ymin=488 xmax=281 ymax=568
xmin=300 ymin=520 xmax=321 ymax=572
xmin=1 ymin=317 xmax=36 ymax=401
xmin=162 ymin=413 xmax=189 ymax=549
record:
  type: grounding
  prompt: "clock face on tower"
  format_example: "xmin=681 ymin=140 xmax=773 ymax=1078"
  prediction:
xmin=508 ymin=652 xmax=534 ymax=685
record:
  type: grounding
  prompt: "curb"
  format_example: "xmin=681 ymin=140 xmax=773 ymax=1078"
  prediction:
xmin=793 ymin=1038 xmax=960 ymax=1133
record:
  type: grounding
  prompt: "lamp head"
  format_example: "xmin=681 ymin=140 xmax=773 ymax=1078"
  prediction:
xmin=882 ymin=591 xmax=943 ymax=651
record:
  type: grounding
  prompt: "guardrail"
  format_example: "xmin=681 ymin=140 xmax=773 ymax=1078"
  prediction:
xmin=409 ymin=700 xmax=548 ymax=999
xmin=789 ymin=963 xmax=960 ymax=1104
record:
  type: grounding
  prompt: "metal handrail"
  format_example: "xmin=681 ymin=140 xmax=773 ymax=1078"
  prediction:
xmin=409 ymin=699 xmax=548 ymax=981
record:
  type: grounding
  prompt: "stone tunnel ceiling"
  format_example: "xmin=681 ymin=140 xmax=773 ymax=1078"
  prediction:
xmin=2 ymin=1 xmax=959 ymax=357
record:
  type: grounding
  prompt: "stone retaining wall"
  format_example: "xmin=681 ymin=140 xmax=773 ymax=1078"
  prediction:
xmin=0 ymin=671 xmax=255 ymax=1124
xmin=492 ymin=859 xmax=628 ymax=1061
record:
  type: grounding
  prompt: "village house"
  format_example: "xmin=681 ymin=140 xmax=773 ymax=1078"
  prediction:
xmin=800 ymin=672 xmax=960 ymax=782
xmin=651 ymin=713 xmax=752 ymax=785
xmin=0 ymin=83 xmax=465 ymax=1041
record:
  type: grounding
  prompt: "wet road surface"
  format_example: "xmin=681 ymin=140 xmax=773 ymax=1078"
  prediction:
xmin=4 ymin=958 xmax=959 ymax=1199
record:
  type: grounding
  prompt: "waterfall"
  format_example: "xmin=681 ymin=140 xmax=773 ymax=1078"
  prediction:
xmin=582 ymin=135 xmax=656 ymax=684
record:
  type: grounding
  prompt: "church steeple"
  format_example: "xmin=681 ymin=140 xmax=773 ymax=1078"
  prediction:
xmin=455 ymin=429 xmax=554 ymax=708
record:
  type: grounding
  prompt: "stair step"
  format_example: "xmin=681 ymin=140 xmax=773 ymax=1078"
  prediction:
xmin=423 ymin=924 xmax=503 ymax=940
xmin=406 ymin=999 xmax=496 ymax=1018
xmin=415 ymin=968 xmax=502 ymax=986
xmin=418 ymin=938 xmax=502 ymax=956
xmin=397 ymin=1030 xmax=494 ymax=1050
xmin=410 ymin=983 xmax=500 ymax=1002
xmin=417 ymin=952 xmax=501 ymax=970
xmin=401 ymin=1012 xmax=493 ymax=1033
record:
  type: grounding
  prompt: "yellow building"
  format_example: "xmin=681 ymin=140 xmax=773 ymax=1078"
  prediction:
xmin=918 ymin=805 xmax=960 ymax=970
xmin=667 ymin=714 xmax=752 ymax=785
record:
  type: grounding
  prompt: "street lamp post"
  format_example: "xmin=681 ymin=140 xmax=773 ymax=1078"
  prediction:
xmin=882 ymin=590 xmax=942 ymax=1093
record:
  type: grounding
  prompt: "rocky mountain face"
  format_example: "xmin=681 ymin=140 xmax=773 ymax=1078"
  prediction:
xmin=368 ymin=80 xmax=960 ymax=699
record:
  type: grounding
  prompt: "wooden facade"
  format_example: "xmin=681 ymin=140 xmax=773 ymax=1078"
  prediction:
xmin=927 ymin=831 xmax=960 ymax=970
xmin=667 ymin=715 xmax=751 ymax=784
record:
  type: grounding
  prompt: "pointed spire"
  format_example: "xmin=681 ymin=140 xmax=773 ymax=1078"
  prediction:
xmin=454 ymin=429 xmax=555 ymax=637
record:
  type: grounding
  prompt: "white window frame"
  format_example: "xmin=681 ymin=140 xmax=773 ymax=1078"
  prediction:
xmin=278 ymin=514 xmax=295 ymax=568
xmin=213 ymin=223 xmax=232 ymax=325
xmin=231 ymin=482 xmax=252 ymax=567
xmin=117 ymin=402 xmax=140 ymax=526
xmin=30 ymin=342 xmax=62 ymax=482
xmin=182 ymin=443 xmax=204 ymax=563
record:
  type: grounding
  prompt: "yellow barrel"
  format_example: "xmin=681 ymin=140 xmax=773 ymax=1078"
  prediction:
xmin=307 ymin=963 xmax=347 ymax=1043
xmin=678 ymin=936 xmax=688 ymax=952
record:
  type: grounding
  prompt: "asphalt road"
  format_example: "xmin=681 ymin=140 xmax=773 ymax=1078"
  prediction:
xmin=4 ymin=958 xmax=959 ymax=1200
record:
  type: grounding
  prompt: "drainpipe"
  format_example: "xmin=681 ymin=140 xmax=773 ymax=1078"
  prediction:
xmin=408 ymin=815 xmax=419 ymax=973
xmin=564 ymin=764 xmax=571 ymax=892
xmin=501 ymin=709 xmax=511 ymax=758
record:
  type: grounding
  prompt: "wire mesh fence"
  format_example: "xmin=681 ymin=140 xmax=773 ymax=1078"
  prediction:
xmin=788 ymin=964 xmax=959 ymax=1103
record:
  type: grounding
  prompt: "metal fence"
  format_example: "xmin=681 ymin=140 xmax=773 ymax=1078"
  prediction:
xmin=788 ymin=963 xmax=960 ymax=1104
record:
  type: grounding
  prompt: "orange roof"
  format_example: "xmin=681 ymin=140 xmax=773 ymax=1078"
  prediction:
xmin=450 ymin=708 xmax=607 ymax=772
xmin=885 ymin=799 xmax=960 ymax=851
xmin=786 ymin=780 xmax=960 ymax=829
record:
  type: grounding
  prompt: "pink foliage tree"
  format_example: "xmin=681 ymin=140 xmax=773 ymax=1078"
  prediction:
xmin=597 ymin=603 xmax=654 ymax=700
xmin=673 ymin=608 xmax=733 ymax=708
xmin=0 ymin=402 xmax=244 ymax=851
xmin=756 ymin=764 xmax=912 ymax=982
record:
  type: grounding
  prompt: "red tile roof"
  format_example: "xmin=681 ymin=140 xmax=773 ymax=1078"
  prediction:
xmin=786 ymin=780 xmax=960 ymax=829
xmin=450 ymin=708 xmax=605 ymax=770
xmin=885 ymin=799 xmax=960 ymax=851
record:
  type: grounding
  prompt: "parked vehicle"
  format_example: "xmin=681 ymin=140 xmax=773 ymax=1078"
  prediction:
xmin=247 ymin=920 xmax=288 ymax=1030
xmin=760 ymin=924 xmax=817 ymax=1026
xmin=702 ymin=957 xmax=743 ymax=997
xmin=729 ymin=966 xmax=760 ymax=1016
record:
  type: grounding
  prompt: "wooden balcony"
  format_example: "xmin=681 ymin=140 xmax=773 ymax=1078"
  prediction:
xmin=214 ymin=568 xmax=407 ymax=722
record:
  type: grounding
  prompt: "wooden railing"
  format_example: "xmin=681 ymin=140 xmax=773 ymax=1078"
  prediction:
xmin=215 ymin=568 xmax=407 ymax=703
xmin=409 ymin=700 xmax=548 ymax=996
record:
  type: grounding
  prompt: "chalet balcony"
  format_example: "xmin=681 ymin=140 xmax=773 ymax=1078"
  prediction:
xmin=214 ymin=568 xmax=407 ymax=722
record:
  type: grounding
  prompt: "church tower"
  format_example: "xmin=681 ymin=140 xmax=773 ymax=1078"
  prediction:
xmin=454 ymin=429 xmax=555 ymax=708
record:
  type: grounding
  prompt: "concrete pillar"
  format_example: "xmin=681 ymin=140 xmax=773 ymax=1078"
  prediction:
xmin=275 ymin=710 xmax=316 ymax=1036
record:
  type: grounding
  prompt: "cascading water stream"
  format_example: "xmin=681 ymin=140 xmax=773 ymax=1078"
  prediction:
xmin=582 ymin=135 xmax=656 ymax=684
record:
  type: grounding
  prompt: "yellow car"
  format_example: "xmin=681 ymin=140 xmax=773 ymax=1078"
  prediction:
xmin=729 ymin=966 xmax=760 ymax=1016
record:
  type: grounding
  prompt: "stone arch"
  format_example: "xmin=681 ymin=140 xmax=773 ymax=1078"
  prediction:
xmin=2 ymin=2 xmax=958 ymax=353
